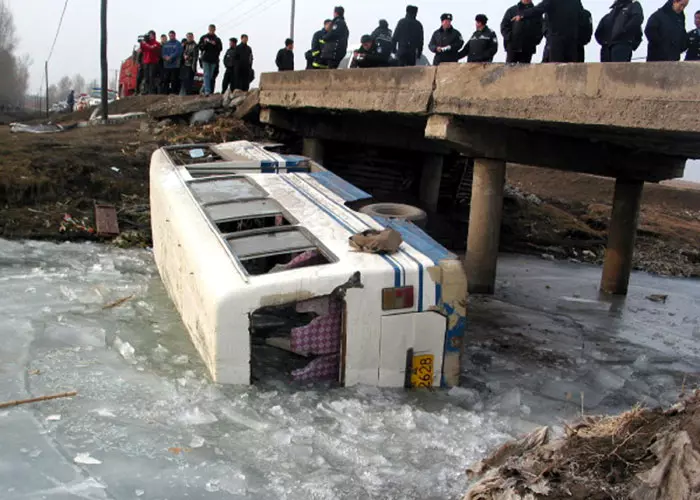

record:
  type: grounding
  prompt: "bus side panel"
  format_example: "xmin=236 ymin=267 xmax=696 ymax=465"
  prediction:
xmin=378 ymin=312 xmax=446 ymax=388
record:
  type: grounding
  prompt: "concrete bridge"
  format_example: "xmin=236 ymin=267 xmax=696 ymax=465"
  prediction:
xmin=258 ymin=62 xmax=700 ymax=296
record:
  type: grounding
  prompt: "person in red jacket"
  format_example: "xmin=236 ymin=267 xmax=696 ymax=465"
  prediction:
xmin=139 ymin=30 xmax=161 ymax=95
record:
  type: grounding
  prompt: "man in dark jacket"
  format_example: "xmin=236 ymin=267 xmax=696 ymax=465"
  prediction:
xmin=502 ymin=0 xmax=544 ymax=63
xmin=576 ymin=9 xmax=593 ymax=61
xmin=595 ymin=0 xmax=644 ymax=62
xmin=351 ymin=34 xmax=391 ymax=68
xmin=645 ymin=0 xmax=689 ymax=61
xmin=459 ymin=14 xmax=499 ymax=62
xmin=67 ymin=90 xmax=75 ymax=113
xmin=371 ymin=20 xmax=393 ymax=59
xmin=321 ymin=6 xmax=350 ymax=69
xmin=233 ymin=34 xmax=254 ymax=91
xmin=429 ymin=13 xmax=465 ymax=65
xmin=276 ymin=38 xmax=295 ymax=71
xmin=180 ymin=32 xmax=199 ymax=95
xmin=513 ymin=0 xmax=584 ymax=62
xmin=307 ymin=20 xmax=332 ymax=68
xmin=198 ymin=24 xmax=223 ymax=95
xmin=222 ymin=38 xmax=237 ymax=93
xmin=686 ymin=10 xmax=700 ymax=59
xmin=393 ymin=5 xmax=424 ymax=66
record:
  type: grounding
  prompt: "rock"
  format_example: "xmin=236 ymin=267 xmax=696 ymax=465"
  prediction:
xmin=223 ymin=88 xmax=247 ymax=108
xmin=147 ymin=95 xmax=223 ymax=119
xmin=190 ymin=109 xmax=216 ymax=126
xmin=583 ymin=250 xmax=596 ymax=259
xmin=233 ymin=89 xmax=260 ymax=121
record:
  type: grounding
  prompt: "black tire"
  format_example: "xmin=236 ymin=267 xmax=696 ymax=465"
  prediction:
xmin=359 ymin=203 xmax=427 ymax=228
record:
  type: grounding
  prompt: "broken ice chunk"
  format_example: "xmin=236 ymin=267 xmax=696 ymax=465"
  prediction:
xmin=113 ymin=336 xmax=137 ymax=365
xmin=74 ymin=453 xmax=102 ymax=465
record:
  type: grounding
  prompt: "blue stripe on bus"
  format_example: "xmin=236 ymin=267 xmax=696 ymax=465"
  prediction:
xmin=261 ymin=160 xmax=277 ymax=173
xmin=292 ymin=174 xmax=407 ymax=288
xmin=308 ymin=171 xmax=372 ymax=202
xmin=279 ymin=175 xmax=401 ymax=287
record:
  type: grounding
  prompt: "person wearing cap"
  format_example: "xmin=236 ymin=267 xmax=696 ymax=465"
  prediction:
xmin=459 ymin=14 xmax=499 ymax=62
xmin=222 ymin=37 xmax=238 ymax=93
xmin=276 ymin=38 xmax=295 ymax=71
xmin=393 ymin=5 xmax=424 ymax=66
xmin=512 ymin=0 xmax=585 ymax=63
xmin=351 ymin=34 xmax=391 ymax=68
xmin=371 ymin=20 xmax=394 ymax=59
xmin=321 ymin=6 xmax=350 ymax=69
xmin=501 ymin=0 xmax=544 ymax=63
xmin=429 ymin=13 xmax=464 ymax=65
xmin=307 ymin=19 xmax=333 ymax=69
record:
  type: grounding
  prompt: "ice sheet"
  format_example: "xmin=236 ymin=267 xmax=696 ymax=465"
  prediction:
xmin=1 ymin=241 xmax=698 ymax=499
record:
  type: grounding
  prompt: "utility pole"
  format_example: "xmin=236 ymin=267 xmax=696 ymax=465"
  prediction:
xmin=44 ymin=61 xmax=49 ymax=117
xmin=290 ymin=0 xmax=295 ymax=39
xmin=100 ymin=0 xmax=109 ymax=121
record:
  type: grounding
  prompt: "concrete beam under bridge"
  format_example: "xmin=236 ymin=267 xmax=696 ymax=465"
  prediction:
xmin=424 ymin=115 xmax=686 ymax=182
xmin=260 ymin=108 xmax=449 ymax=155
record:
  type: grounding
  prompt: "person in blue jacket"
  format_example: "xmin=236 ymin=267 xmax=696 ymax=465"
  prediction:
xmin=161 ymin=30 xmax=184 ymax=94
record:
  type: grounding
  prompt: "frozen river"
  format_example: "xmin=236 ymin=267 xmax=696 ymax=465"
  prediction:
xmin=1 ymin=240 xmax=698 ymax=500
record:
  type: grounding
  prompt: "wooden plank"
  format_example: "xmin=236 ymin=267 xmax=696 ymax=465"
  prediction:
xmin=94 ymin=203 xmax=119 ymax=237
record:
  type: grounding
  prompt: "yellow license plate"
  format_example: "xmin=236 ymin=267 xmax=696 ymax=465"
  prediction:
xmin=411 ymin=354 xmax=434 ymax=388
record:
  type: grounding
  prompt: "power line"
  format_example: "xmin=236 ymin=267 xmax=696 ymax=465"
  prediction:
xmin=47 ymin=0 xmax=69 ymax=62
xmin=221 ymin=0 xmax=284 ymax=34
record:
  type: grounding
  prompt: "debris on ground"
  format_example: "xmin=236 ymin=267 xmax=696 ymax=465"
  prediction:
xmin=646 ymin=294 xmax=669 ymax=304
xmin=0 ymin=391 xmax=78 ymax=410
xmin=10 ymin=122 xmax=76 ymax=134
xmin=463 ymin=391 xmax=700 ymax=500
xmin=146 ymin=95 xmax=224 ymax=120
xmin=102 ymin=295 xmax=134 ymax=310
xmin=349 ymin=228 xmax=403 ymax=254
xmin=190 ymin=108 xmax=216 ymax=126
xmin=94 ymin=204 xmax=120 ymax=237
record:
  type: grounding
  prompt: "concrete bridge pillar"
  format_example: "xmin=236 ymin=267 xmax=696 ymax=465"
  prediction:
xmin=419 ymin=154 xmax=444 ymax=213
xmin=600 ymin=178 xmax=644 ymax=295
xmin=303 ymin=138 xmax=325 ymax=164
xmin=465 ymin=158 xmax=506 ymax=294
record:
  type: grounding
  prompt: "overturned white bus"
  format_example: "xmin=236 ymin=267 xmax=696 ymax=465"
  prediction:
xmin=150 ymin=141 xmax=467 ymax=388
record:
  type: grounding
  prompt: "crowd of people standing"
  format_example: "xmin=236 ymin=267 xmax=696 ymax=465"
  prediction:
xmin=135 ymin=24 xmax=255 ymax=96
xmin=306 ymin=1 xmax=700 ymax=69
xmin=131 ymin=0 xmax=700 ymax=98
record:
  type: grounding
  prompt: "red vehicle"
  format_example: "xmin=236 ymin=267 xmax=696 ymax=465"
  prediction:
xmin=118 ymin=49 xmax=204 ymax=97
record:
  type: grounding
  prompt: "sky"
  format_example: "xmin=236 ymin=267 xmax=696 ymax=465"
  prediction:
xmin=7 ymin=0 xmax=700 ymax=180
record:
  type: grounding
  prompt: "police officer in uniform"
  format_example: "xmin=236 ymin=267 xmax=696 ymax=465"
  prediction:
xmin=351 ymin=34 xmax=391 ymax=68
xmin=685 ymin=10 xmax=700 ymax=59
xmin=428 ymin=13 xmax=465 ymax=65
xmin=321 ymin=6 xmax=350 ymax=69
xmin=459 ymin=14 xmax=499 ymax=62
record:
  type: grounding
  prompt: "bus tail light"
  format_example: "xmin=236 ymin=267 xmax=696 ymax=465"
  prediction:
xmin=382 ymin=286 xmax=414 ymax=310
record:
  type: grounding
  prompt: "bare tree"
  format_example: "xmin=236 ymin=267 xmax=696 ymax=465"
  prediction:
xmin=0 ymin=1 xmax=30 ymax=108
xmin=57 ymin=75 xmax=72 ymax=98
xmin=73 ymin=74 xmax=86 ymax=94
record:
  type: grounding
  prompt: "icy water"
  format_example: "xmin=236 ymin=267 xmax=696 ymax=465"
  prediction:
xmin=0 ymin=240 xmax=698 ymax=500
